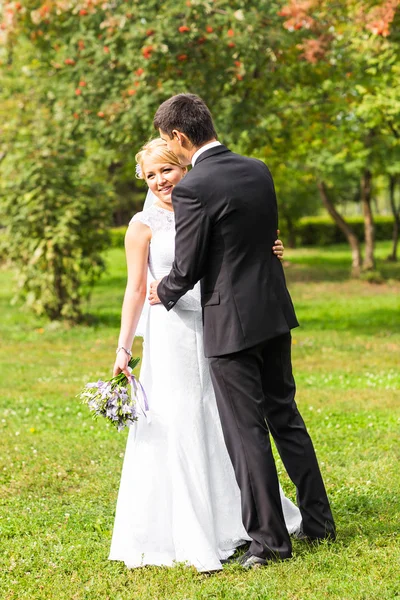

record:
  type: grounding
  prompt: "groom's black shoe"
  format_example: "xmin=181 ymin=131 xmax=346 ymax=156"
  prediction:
xmin=220 ymin=542 xmax=251 ymax=565
xmin=233 ymin=550 xmax=290 ymax=569
xmin=234 ymin=551 xmax=277 ymax=569
xmin=291 ymin=526 xmax=336 ymax=544
xmin=237 ymin=553 xmax=268 ymax=569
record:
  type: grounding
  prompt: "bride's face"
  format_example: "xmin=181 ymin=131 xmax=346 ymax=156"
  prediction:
xmin=142 ymin=159 xmax=185 ymax=205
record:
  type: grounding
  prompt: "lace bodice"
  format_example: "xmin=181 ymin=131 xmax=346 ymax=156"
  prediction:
xmin=131 ymin=204 xmax=175 ymax=237
xmin=131 ymin=205 xmax=175 ymax=280
xmin=131 ymin=204 xmax=201 ymax=311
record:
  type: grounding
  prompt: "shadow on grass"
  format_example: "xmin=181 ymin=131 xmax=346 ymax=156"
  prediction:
xmin=298 ymin=306 xmax=400 ymax=334
xmin=286 ymin=262 xmax=400 ymax=285
xmin=286 ymin=264 xmax=351 ymax=283
xmin=285 ymin=248 xmax=400 ymax=284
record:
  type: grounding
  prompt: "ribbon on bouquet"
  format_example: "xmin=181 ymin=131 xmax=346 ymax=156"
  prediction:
xmin=128 ymin=368 xmax=151 ymax=423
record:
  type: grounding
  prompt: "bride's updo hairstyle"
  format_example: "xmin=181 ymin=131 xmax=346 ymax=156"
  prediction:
xmin=135 ymin=138 xmax=183 ymax=179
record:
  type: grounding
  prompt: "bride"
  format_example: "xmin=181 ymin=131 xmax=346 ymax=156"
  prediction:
xmin=108 ymin=138 xmax=301 ymax=572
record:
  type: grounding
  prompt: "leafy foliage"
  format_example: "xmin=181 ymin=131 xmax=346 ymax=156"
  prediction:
xmin=0 ymin=135 xmax=112 ymax=320
xmin=1 ymin=0 xmax=400 ymax=320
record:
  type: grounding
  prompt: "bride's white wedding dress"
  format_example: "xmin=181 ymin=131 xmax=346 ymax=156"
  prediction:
xmin=108 ymin=204 xmax=301 ymax=572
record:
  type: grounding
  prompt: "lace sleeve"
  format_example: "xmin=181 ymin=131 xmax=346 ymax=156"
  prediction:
xmin=130 ymin=211 xmax=152 ymax=229
xmin=130 ymin=206 xmax=175 ymax=234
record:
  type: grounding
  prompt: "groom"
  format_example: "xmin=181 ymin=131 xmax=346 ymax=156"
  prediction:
xmin=149 ymin=93 xmax=335 ymax=568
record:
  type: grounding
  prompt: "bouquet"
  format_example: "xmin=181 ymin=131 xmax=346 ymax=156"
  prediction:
xmin=79 ymin=357 xmax=149 ymax=431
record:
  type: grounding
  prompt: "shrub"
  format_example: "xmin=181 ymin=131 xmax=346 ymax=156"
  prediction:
xmin=0 ymin=141 xmax=112 ymax=321
xmin=110 ymin=227 xmax=128 ymax=249
xmin=296 ymin=215 xmax=394 ymax=246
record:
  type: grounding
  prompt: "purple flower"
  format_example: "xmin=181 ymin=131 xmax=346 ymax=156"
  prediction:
xmin=79 ymin=363 xmax=142 ymax=431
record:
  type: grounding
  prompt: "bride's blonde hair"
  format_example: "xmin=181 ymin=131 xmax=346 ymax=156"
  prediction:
xmin=135 ymin=138 xmax=183 ymax=179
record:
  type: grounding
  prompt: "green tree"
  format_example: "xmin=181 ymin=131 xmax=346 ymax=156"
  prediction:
xmin=0 ymin=130 xmax=112 ymax=320
xmin=2 ymin=0 xmax=399 ymax=317
xmin=276 ymin=0 xmax=400 ymax=273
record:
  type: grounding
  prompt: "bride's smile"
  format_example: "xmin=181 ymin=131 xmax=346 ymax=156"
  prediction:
xmin=142 ymin=159 xmax=186 ymax=208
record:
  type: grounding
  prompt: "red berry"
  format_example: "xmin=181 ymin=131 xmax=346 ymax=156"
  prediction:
xmin=178 ymin=26 xmax=190 ymax=33
xmin=75 ymin=88 xmax=82 ymax=95
xmin=206 ymin=26 xmax=213 ymax=33
xmin=142 ymin=46 xmax=153 ymax=59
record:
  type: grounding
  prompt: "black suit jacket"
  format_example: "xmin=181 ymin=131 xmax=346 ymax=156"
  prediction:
xmin=157 ymin=145 xmax=299 ymax=358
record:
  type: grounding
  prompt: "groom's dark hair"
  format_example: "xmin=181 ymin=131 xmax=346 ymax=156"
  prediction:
xmin=154 ymin=93 xmax=217 ymax=146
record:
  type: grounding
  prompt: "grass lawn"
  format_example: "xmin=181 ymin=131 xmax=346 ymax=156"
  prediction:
xmin=1 ymin=241 xmax=399 ymax=600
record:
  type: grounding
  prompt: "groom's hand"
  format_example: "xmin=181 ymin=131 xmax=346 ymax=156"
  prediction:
xmin=149 ymin=279 xmax=162 ymax=305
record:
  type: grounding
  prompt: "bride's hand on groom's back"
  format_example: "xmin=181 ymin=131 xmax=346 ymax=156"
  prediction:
xmin=273 ymin=230 xmax=284 ymax=260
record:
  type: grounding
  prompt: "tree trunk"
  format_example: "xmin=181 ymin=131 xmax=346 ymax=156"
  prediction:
xmin=361 ymin=169 xmax=375 ymax=270
xmin=387 ymin=175 xmax=399 ymax=262
xmin=317 ymin=181 xmax=362 ymax=277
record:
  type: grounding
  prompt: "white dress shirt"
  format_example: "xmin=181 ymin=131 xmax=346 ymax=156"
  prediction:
xmin=191 ymin=141 xmax=222 ymax=167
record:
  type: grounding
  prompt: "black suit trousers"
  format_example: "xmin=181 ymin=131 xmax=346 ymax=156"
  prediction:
xmin=209 ymin=332 xmax=335 ymax=559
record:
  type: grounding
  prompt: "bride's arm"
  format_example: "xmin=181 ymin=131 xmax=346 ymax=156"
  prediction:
xmin=113 ymin=221 xmax=151 ymax=379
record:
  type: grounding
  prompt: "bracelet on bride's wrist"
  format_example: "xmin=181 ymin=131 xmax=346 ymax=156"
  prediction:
xmin=116 ymin=346 xmax=132 ymax=357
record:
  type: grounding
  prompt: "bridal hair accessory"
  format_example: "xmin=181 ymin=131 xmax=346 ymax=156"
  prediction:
xmin=135 ymin=163 xmax=143 ymax=179
xmin=78 ymin=357 xmax=150 ymax=431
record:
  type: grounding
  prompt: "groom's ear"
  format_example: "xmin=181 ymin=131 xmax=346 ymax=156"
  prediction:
xmin=172 ymin=129 xmax=183 ymax=144
xmin=172 ymin=129 xmax=191 ymax=148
